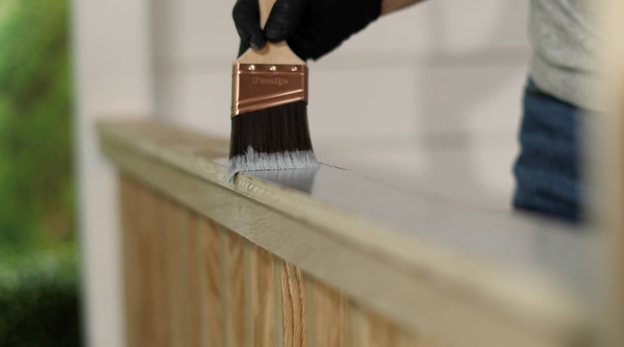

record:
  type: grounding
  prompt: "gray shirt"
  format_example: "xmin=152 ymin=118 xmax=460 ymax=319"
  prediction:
xmin=528 ymin=0 xmax=601 ymax=111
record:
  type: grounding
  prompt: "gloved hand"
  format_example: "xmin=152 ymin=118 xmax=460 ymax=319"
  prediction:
xmin=233 ymin=0 xmax=383 ymax=60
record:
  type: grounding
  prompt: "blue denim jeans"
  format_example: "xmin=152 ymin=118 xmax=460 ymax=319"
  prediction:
xmin=513 ymin=80 xmax=582 ymax=222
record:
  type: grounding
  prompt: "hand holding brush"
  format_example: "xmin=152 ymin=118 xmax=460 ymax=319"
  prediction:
xmin=229 ymin=0 xmax=387 ymax=180
xmin=233 ymin=0 xmax=385 ymax=60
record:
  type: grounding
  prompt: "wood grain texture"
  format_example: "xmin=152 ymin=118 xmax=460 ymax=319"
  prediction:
xmin=120 ymin=176 xmax=140 ymax=347
xmin=166 ymin=198 xmax=185 ymax=347
xmin=314 ymin=280 xmax=351 ymax=347
xmin=250 ymin=244 xmax=275 ymax=347
xmin=122 ymin=178 xmax=475 ymax=347
xmin=137 ymin=183 xmax=157 ymax=346
xmin=200 ymin=218 xmax=223 ymax=347
xmin=359 ymin=307 xmax=400 ymax=347
xmin=273 ymin=256 xmax=284 ymax=347
xmin=225 ymin=229 xmax=247 ymax=347
xmin=151 ymin=189 xmax=170 ymax=347
xmin=281 ymin=260 xmax=307 ymax=347
xmin=186 ymin=211 xmax=202 ymax=347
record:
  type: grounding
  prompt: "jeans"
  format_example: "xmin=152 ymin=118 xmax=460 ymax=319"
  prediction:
xmin=513 ymin=79 xmax=582 ymax=222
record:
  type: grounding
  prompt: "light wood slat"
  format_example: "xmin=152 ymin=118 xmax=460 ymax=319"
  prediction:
xmin=305 ymin=275 xmax=317 ymax=347
xmin=315 ymin=280 xmax=351 ymax=347
xmin=152 ymin=190 xmax=169 ymax=347
xmin=178 ymin=206 xmax=193 ymax=346
xmin=120 ymin=176 xmax=140 ymax=347
xmin=186 ymin=211 xmax=202 ymax=347
xmin=249 ymin=244 xmax=275 ymax=347
xmin=200 ymin=218 xmax=222 ymax=347
xmin=273 ymin=256 xmax=284 ymax=347
xmin=359 ymin=307 xmax=400 ymax=347
xmin=225 ymin=229 xmax=247 ymax=347
xmin=166 ymin=198 xmax=185 ymax=347
xmin=281 ymin=260 xmax=307 ymax=347
xmin=160 ymin=197 xmax=176 ymax=347
xmin=245 ymin=241 xmax=253 ymax=347
xmin=137 ymin=182 xmax=157 ymax=346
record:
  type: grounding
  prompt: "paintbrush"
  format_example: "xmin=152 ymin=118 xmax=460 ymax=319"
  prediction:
xmin=228 ymin=0 xmax=318 ymax=181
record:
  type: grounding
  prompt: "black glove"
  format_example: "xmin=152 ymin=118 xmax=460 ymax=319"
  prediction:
xmin=233 ymin=0 xmax=383 ymax=60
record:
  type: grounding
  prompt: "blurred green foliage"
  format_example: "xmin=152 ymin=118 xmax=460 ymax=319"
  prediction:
xmin=0 ymin=0 xmax=80 ymax=345
xmin=0 ymin=0 xmax=74 ymax=247
xmin=0 ymin=246 xmax=80 ymax=347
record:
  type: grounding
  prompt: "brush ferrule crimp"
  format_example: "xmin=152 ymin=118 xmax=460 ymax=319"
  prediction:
xmin=232 ymin=63 xmax=308 ymax=117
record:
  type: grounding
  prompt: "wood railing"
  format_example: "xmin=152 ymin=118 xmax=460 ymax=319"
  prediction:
xmin=99 ymin=120 xmax=592 ymax=347
xmin=120 ymin=175 xmax=418 ymax=347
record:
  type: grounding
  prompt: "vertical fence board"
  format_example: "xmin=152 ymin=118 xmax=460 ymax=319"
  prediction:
xmin=281 ymin=260 xmax=307 ymax=347
xmin=225 ymin=229 xmax=246 ymax=347
xmin=249 ymin=244 xmax=275 ymax=347
xmin=315 ymin=280 xmax=351 ymax=347
xmin=359 ymin=307 xmax=399 ymax=347
xmin=120 ymin=176 xmax=139 ymax=347
xmin=186 ymin=212 xmax=202 ymax=347
xmin=166 ymin=199 xmax=185 ymax=347
xmin=178 ymin=207 xmax=192 ymax=346
xmin=137 ymin=183 xmax=156 ymax=346
xmin=200 ymin=218 xmax=223 ymax=347
xmin=151 ymin=190 xmax=169 ymax=347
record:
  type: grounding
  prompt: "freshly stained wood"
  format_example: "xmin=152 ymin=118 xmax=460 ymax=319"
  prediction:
xmin=225 ymin=229 xmax=246 ymax=347
xmin=200 ymin=218 xmax=222 ymax=347
xmin=101 ymin=121 xmax=592 ymax=347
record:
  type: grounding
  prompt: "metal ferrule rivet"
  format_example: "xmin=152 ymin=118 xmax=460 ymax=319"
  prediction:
xmin=291 ymin=67 xmax=298 ymax=71
xmin=269 ymin=66 xmax=276 ymax=71
xmin=248 ymin=65 xmax=255 ymax=71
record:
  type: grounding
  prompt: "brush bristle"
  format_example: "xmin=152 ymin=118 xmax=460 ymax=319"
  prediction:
xmin=228 ymin=101 xmax=318 ymax=181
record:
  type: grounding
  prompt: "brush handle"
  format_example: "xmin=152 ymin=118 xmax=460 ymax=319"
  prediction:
xmin=259 ymin=0 xmax=276 ymax=28
xmin=235 ymin=0 xmax=305 ymax=65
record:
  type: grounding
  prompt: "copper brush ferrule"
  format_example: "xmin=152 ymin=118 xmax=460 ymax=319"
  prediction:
xmin=232 ymin=63 xmax=308 ymax=117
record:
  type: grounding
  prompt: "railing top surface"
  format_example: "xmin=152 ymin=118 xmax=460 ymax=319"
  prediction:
xmin=98 ymin=119 xmax=595 ymax=347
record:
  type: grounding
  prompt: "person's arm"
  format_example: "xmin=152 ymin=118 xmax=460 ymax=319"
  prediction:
xmin=381 ymin=0 xmax=423 ymax=15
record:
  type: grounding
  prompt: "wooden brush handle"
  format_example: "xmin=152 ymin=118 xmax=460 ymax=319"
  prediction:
xmin=235 ymin=0 xmax=305 ymax=65
xmin=259 ymin=0 xmax=276 ymax=28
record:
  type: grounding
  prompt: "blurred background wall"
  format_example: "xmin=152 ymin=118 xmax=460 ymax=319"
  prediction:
xmin=71 ymin=0 xmax=532 ymax=346
xmin=151 ymin=0 xmax=531 ymax=211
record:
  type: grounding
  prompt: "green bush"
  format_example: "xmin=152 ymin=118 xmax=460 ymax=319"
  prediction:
xmin=0 ymin=247 xmax=81 ymax=347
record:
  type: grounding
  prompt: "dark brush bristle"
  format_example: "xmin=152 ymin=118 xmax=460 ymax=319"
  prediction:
xmin=228 ymin=101 xmax=318 ymax=179
xmin=230 ymin=101 xmax=314 ymax=157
